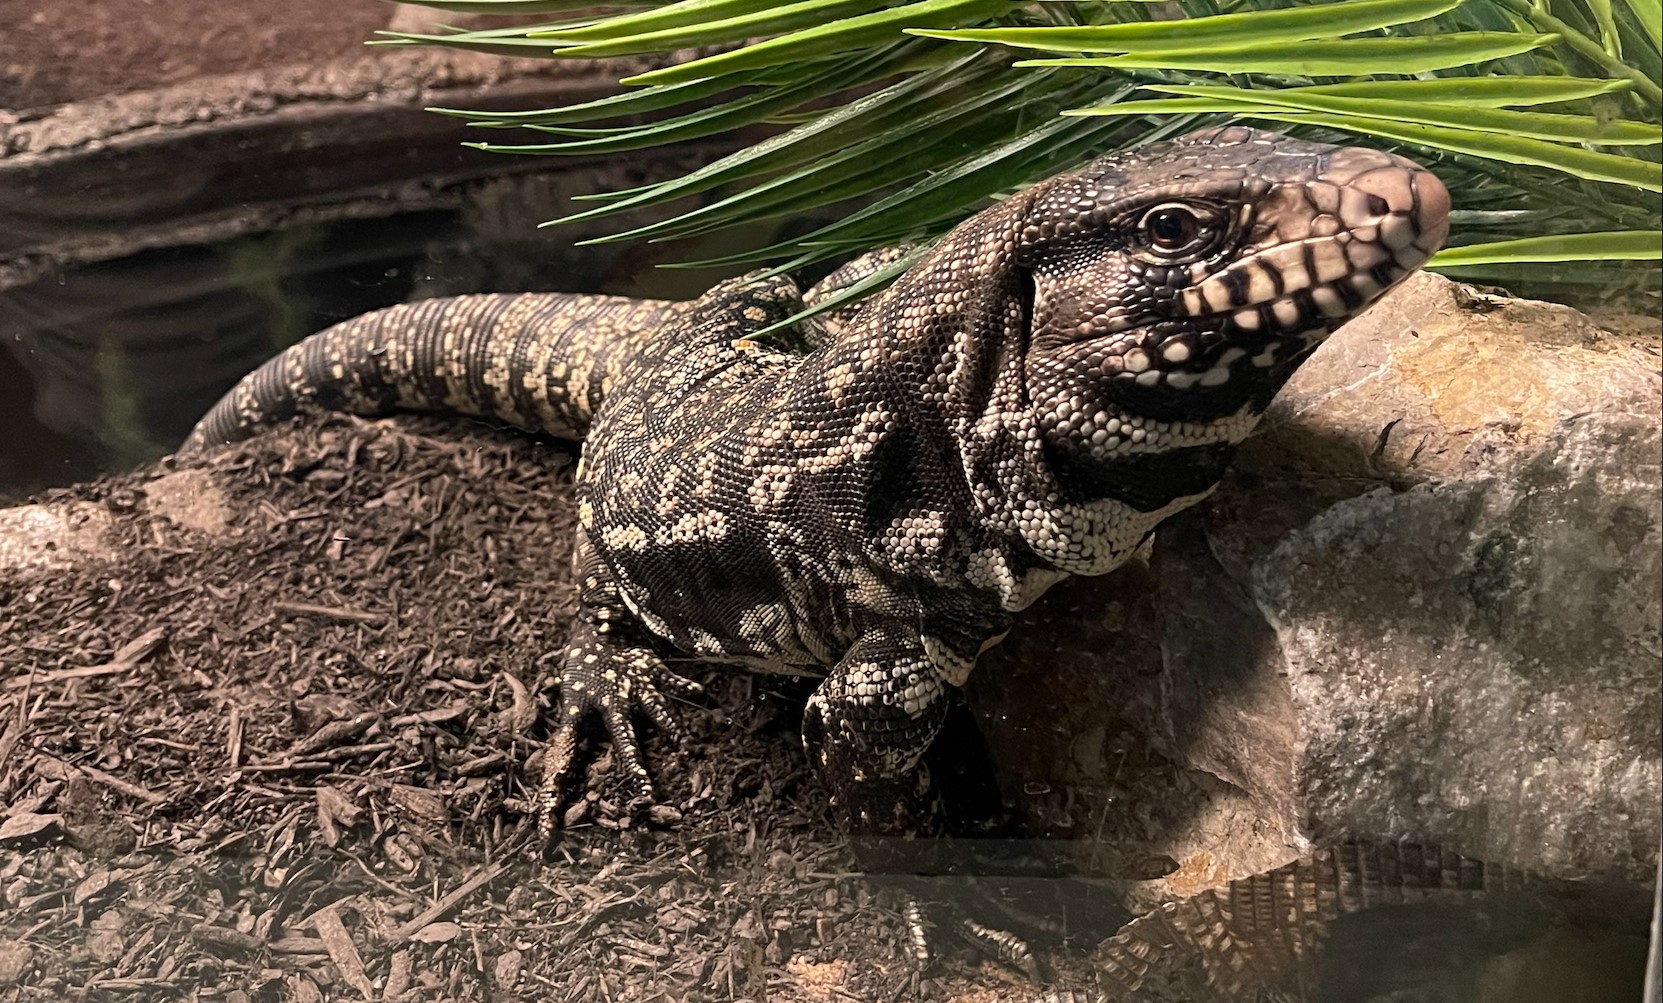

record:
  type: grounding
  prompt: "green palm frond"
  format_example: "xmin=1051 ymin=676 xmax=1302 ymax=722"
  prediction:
xmin=383 ymin=0 xmax=1663 ymax=297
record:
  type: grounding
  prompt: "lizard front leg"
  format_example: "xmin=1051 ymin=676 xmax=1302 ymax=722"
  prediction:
xmin=807 ymin=622 xmax=1077 ymax=983
xmin=536 ymin=540 xmax=700 ymax=836
xmin=801 ymin=625 xmax=954 ymax=837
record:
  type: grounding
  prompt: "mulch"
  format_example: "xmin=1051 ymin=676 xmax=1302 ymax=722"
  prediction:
xmin=0 ymin=414 xmax=1093 ymax=1002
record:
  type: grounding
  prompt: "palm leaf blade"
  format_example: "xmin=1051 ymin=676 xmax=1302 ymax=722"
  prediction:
xmin=530 ymin=0 xmax=812 ymax=41
xmin=1019 ymin=33 xmax=1562 ymax=75
xmin=621 ymin=0 xmax=1019 ymax=87
xmin=1432 ymin=230 xmax=1663 ymax=264
xmin=1626 ymin=0 xmax=1663 ymax=51
xmin=542 ymin=0 xmax=896 ymax=58
xmin=1206 ymin=77 xmax=1633 ymax=106
xmin=915 ymin=0 xmax=1462 ymax=51
xmin=1142 ymin=83 xmax=1662 ymax=143
xmin=1229 ymin=109 xmax=1663 ymax=190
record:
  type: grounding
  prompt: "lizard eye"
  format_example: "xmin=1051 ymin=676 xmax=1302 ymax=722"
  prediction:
xmin=1140 ymin=203 xmax=1205 ymax=254
xmin=1137 ymin=200 xmax=1230 ymax=261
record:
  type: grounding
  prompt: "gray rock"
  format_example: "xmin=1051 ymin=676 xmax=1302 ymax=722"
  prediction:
xmin=0 ymin=500 xmax=113 ymax=572
xmin=1193 ymin=273 xmax=1661 ymax=884
xmin=1254 ymin=411 xmax=1660 ymax=884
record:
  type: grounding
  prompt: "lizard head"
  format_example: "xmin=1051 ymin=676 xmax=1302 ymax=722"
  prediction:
xmin=1013 ymin=125 xmax=1448 ymax=462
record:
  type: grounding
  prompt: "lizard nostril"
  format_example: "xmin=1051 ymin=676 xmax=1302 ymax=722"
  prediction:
xmin=1366 ymin=193 xmax=1390 ymax=217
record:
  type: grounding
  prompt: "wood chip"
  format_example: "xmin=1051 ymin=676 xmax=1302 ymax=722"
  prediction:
xmin=491 ymin=948 xmax=523 ymax=989
xmin=36 ymin=754 xmax=166 ymax=804
xmin=0 ymin=812 xmax=62 ymax=845
xmin=498 ymin=672 xmax=535 ymax=735
xmin=279 ymin=712 xmax=380 ymax=759
xmin=192 ymin=924 xmax=265 ymax=955
xmin=309 ymin=906 xmax=375 ymax=1000
xmin=273 ymin=601 xmax=384 ymax=624
xmin=0 ymin=942 xmax=34 ymax=984
xmin=383 ymin=949 xmax=413 ymax=1001
xmin=226 ymin=705 xmax=244 ymax=769
xmin=392 ymin=861 xmax=507 ymax=942
xmin=387 ymin=783 xmax=448 ymax=825
xmin=285 ymin=973 xmax=324 ymax=1003
xmin=409 ymin=921 xmax=461 ymax=944
xmin=2 ymin=627 xmax=167 ymax=690
xmin=72 ymin=869 xmax=121 ymax=906
xmin=316 ymin=784 xmax=364 ymax=827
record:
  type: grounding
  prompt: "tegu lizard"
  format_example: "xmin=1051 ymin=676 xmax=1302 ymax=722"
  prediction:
xmin=184 ymin=126 xmax=1450 ymax=838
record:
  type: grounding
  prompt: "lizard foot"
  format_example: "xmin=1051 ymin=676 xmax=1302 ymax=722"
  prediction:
xmin=869 ymin=836 xmax=1127 ymax=988
xmin=898 ymin=884 xmax=1050 ymax=983
xmin=536 ymin=628 xmax=702 ymax=837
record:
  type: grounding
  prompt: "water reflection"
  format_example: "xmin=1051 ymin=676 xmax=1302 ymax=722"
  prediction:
xmin=0 ymin=215 xmax=435 ymax=486
xmin=0 ymin=178 xmax=747 ymax=496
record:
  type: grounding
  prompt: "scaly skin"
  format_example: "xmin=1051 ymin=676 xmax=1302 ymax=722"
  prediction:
xmin=1033 ymin=840 xmax=1600 ymax=1003
xmin=185 ymin=126 xmax=1450 ymax=840
xmin=183 ymin=293 xmax=694 ymax=450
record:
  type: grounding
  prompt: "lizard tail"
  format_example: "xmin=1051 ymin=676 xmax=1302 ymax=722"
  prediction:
xmin=181 ymin=292 xmax=684 ymax=453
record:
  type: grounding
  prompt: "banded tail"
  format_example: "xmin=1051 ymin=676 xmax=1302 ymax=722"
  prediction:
xmin=182 ymin=292 xmax=687 ymax=453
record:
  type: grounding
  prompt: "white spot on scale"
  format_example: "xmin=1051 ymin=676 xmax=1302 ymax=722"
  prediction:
xmin=1201 ymin=281 xmax=1235 ymax=314
xmin=1311 ymin=285 xmax=1350 ymax=318
xmin=1272 ymin=298 xmax=1303 ymax=329
xmin=1242 ymin=264 xmax=1279 ymax=303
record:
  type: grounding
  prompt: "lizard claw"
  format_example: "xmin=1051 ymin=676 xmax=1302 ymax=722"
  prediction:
xmin=865 ymin=836 xmax=1126 ymax=989
xmin=535 ymin=634 xmax=698 ymax=837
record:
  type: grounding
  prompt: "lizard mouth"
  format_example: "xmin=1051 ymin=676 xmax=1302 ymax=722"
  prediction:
xmin=1177 ymin=153 xmax=1450 ymax=335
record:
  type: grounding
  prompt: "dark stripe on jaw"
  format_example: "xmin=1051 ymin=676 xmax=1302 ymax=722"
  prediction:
xmin=1098 ymin=368 xmax=1259 ymax=424
xmin=1299 ymin=241 xmax=1319 ymax=293
xmin=1257 ymin=255 xmax=1285 ymax=297
xmin=1043 ymin=438 xmax=1239 ymax=510
xmin=1219 ymin=267 xmax=1249 ymax=307
xmin=1293 ymin=288 xmax=1318 ymax=324
xmin=1257 ymin=303 xmax=1277 ymax=333
xmin=1332 ymin=275 xmax=1365 ymax=310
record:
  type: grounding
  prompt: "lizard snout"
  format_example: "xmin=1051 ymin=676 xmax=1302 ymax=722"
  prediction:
xmin=1178 ymin=147 xmax=1450 ymax=330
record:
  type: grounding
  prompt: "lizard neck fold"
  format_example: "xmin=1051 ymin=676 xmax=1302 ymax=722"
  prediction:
xmin=786 ymin=204 xmax=1111 ymax=610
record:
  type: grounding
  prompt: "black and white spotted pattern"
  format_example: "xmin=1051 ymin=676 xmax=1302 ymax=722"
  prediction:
xmin=184 ymin=127 xmax=1450 ymax=837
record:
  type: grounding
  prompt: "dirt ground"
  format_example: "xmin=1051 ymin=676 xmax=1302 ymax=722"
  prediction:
xmin=0 ymin=0 xmax=390 ymax=112
xmin=0 ymin=414 xmax=1122 ymax=1002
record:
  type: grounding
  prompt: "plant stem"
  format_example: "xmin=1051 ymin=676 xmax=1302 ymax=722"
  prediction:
xmin=1495 ymin=0 xmax=1662 ymax=105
